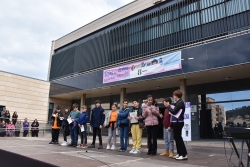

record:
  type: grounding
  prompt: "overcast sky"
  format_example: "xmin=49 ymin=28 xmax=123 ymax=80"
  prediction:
xmin=0 ymin=0 xmax=134 ymax=80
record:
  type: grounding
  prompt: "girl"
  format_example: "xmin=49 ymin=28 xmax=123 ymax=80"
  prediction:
xmin=50 ymin=106 xmax=63 ymax=144
xmin=165 ymin=90 xmax=188 ymax=160
xmin=31 ymin=119 xmax=39 ymax=137
xmin=12 ymin=112 xmax=18 ymax=125
xmin=61 ymin=107 xmax=70 ymax=146
xmin=142 ymin=95 xmax=160 ymax=156
xmin=105 ymin=103 xmax=118 ymax=150
xmin=0 ymin=120 xmax=6 ymax=137
xmin=5 ymin=110 xmax=10 ymax=124
xmin=7 ymin=121 xmax=15 ymax=137
xmin=15 ymin=120 xmax=22 ymax=137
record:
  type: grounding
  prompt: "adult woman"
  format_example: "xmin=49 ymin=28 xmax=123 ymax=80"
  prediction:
xmin=0 ymin=120 xmax=6 ymax=137
xmin=31 ymin=119 xmax=39 ymax=137
xmin=165 ymin=90 xmax=188 ymax=160
xmin=12 ymin=111 xmax=18 ymax=125
xmin=142 ymin=95 xmax=160 ymax=155
xmin=104 ymin=103 xmax=118 ymax=150
xmin=5 ymin=110 xmax=10 ymax=124
xmin=15 ymin=120 xmax=22 ymax=137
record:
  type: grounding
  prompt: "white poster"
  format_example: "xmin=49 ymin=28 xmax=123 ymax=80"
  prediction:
xmin=182 ymin=102 xmax=191 ymax=141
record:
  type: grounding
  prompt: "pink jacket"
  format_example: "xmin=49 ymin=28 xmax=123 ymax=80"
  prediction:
xmin=7 ymin=124 xmax=15 ymax=132
xmin=142 ymin=103 xmax=160 ymax=126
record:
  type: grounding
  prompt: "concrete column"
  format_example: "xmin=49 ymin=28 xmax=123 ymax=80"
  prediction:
xmin=180 ymin=79 xmax=187 ymax=102
xmin=120 ymin=88 xmax=126 ymax=109
xmin=80 ymin=93 xmax=86 ymax=107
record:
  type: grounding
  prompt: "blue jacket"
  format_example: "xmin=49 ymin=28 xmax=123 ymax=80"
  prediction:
xmin=90 ymin=107 xmax=105 ymax=128
xmin=117 ymin=108 xmax=131 ymax=126
xmin=78 ymin=112 xmax=88 ymax=125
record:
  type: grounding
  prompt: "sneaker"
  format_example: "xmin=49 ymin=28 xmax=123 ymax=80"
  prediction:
xmin=98 ymin=145 xmax=103 ymax=149
xmin=122 ymin=150 xmax=127 ymax=152
xmin=82 ymin=144 xmax=87 ymax=148
xmin=72 ymin=144 xmax=77 ymax=147
xmin=106 ymin=144 xmax=111 ymax=150
xmin=129 ymin=148 xmax=136 ymax=153
xmin=133 ymin=149 xmax=141 ymax=154
xmin=111 ymin=145 xmax=116 ymax=150
xmin=49 ymin=141 xmax=54 ymax=144
xmin=61 ymin=141 xmax=67 ymax=146
xmin=69 ymin=143 xmax=74 ymax=147
xmin=118 ymin=149 xmax=123 ymax=152
xmin=173 ymin=154 xmax=180 ymax=159
xmin=77 ymin=144 xmax=83 ymax=148
xmin=175 ymin=155 xmax=188 ymax=160
xmin=55 ymin=141 xmax=59 ymax=144
xmin=88 ymin=145 xmax=95 ymax=148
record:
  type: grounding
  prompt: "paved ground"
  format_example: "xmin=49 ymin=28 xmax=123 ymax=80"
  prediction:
xmin=0 ymin=135 xmax=249 ymax=167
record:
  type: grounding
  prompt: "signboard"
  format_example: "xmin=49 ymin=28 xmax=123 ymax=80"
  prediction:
xmin=182 ymin=102 xmax=192 ymax=141
xmin=103 ymin=51 xmax=182 ymax=83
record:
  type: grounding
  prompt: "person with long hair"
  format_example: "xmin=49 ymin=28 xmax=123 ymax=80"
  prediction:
xmin=12 ymin=111 xmax=18 ymax=125
xmin=142 ymin=95 xmax=160 ymax=156
xmin=104 ymin=103 xmax=118 ymax=150
xmin=0 ymin=120 xmax=6 ymax=137
xmin=61 ymin=107 xmax=70 ymax=146
xmin=5 ymin=110 xmax=10 ymax=124
xmin=15 ymin=120 xmax=22 ymax=137
xmin=31 ymin=119 xmax=39 ymax=137
xmin=165 ymin=90 xmax=188 ymax=160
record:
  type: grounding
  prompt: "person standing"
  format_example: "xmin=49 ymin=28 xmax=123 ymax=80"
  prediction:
xmin=5 ymin=110 xmax=10 ymax=124
xmin=105 ymin=103 xmax=118 ymax=150
xmin=128 ymin=99 xmax=143 ymax=154
xmin=142 ymin=95 xmax=160 ymax=156
xmin=88 ymin=100 xmax=105 ymax=149
xmin=12 ymin=112 xmax=18 ymax=125
xmin=23 ymin=118 xmax=29 ymax=137
xmin=0 ymin=120 xmax=6 ymax=137
xmin=7 ymin=121 xmax=15 ymax=137
xmin=69 ymin=103 xmax=80 ymax=147
xmin=117 ymin=100 xmax=131 ymax=152
xmin=160 ymin=97 xmax=174 ymax=158
xmin=31 ymin=119 xmax=39 ymax=137
xmin=15 ymin=120 xmax=22 ymax=137
xmin=78 ymin=105 xmax=89 ymax=148
xmin=1 ymin=107 xmax=6 ymax=122
xmin=50 ymin=106 xmax=63 ymax=144
xmin=61 ymin=107 xmax=70 ymax=146
xmin=165 ymin=90 xmax=188 ymax=160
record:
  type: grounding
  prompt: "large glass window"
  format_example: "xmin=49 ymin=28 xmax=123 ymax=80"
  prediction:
xmin=200 ymin=0 xmax=224 ymax=9
xmin=226 ymin=0 xmax=250 ymax=16
xmin=202 ymin=4 xmax=225 ymax=24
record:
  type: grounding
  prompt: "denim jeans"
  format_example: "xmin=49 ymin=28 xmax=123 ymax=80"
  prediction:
xmin=69 ymin=125 xmax=78 ymax=145
xmin=163 ymin=128 xmax=174 ymax=151
xmin=119 ymin=126 xmax=128 ymax=151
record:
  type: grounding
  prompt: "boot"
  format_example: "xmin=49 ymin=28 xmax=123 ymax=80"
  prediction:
xmin=169 ymin=151 xmax=174 ymax=158
xmin=160 ymin=150 xmax=169 ymax=156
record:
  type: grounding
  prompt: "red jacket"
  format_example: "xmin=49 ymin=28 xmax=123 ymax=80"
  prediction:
xmin=162 ymin=108 xmax=172 ymax=128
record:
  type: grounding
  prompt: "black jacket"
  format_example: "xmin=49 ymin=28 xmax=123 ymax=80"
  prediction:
xmin=167 ymin=98 xmax=185 ymax=122
xmin=31 ymin=122 xmax=39 ymax=131
xmin=51 ymin=111 xmax=63 ymax=127
xmin=62 ymin=111 xmax=70 ymax=127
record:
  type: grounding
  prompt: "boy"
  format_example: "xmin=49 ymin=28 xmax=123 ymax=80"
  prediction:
xmin=117 ymin=99 xmax=131 ymax=152
xmin=78 ymin=105 xmax=89 ymax=148
xmin=88 ymin=100 xmax=105 ymax=149
xmin=69 ymin=103 xmax=80 ymax=147
xmin=160 ymin=97 xmax=174 ymax=158
xmin=128 ymin=99 xmax=143 ymax=154
xmin=50 ymin=106 xmax=63 ymax=144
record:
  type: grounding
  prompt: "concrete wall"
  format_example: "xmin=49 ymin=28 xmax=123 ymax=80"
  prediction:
xmin=0 ymin=71 xmax=50 ymax=123
xmin=49 ymin=98 xmax=72 ymax=111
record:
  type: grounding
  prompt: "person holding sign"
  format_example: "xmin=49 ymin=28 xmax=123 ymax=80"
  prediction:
xmin=142 ymin=95 xmax=160 ymax=156
xmin=165 ymin=90 xmax=188 ymax=160
xmin=128 ymin=99 xmax=143 ymax=154
xmin=49 ymin=106 xmax=63 ymax=144
xmin=78 ymin=105 xmax=88 ymax=148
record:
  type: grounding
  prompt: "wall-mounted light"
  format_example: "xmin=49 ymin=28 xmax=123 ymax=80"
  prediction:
xmin=188 ymin=57 xmax=194 ymax=60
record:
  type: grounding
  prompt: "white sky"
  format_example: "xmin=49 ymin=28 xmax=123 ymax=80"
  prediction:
xmin=0 ymin=0 xmax=134 ymax=80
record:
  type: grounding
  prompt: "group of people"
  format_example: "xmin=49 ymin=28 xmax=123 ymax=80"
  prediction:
xmin=49 ymin=90 xmax=188 ymax=161
xmin=0 ymin=107 xmax=40 ymax=137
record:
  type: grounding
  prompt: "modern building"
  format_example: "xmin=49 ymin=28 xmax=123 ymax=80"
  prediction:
xmin=48 ymin=0 xmax=250 ymax=140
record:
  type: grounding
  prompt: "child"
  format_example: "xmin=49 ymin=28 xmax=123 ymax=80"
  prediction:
xmin=117 ymin=99 xmax=131 ymax=152
xmin=23 ymin=118 xmax=29 ymax=137
xmin=50 ymin=106 xmax=63 ymax=144
xmin=160 ymin=97 xmax=174 ymax=158
xmin=69 ymin=103 xmax=80 ymax=147
xmin=15 ymin=120 xmax=22 ymax=137
xmin=61 ymin=107 xmax=70 ymax=146
xmin=128 ymin=99 xmax=143 ymax=154
xmin=105 ymin=103 xmax=118 ymax=150
xmin=88 ymin=100 xmax=105 ymax=149
xmin=78 ymin=105 xmax=89 ymax=148
xmin=7 ymin=121 xmax=15 ymax=137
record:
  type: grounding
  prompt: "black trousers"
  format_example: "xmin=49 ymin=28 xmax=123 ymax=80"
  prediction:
xmin=80 ymin=125 xmax=87 ymax=144
xmin=146 ymin=125 xmax=158 ymax=154
xmin=62 ymin=126 xmax=68 ymax=142
xmin=32 ymin=130 xmax=39 ymax=137
xmin=15 ymin=131 xmax=20 ymax=137
xmin=173 ymin=122 xmax=187 ymax=156
xmin=92 ymin=127 xmax=102 ymax=146
xmin=23 ymin=130 xmax=28 ymax=137
xmin=51 ymin=129 xmax=60 ymax=142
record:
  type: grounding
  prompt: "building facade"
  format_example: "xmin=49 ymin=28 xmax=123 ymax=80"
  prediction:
xmin=48 ymin=0 xmax=250 ymax=140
